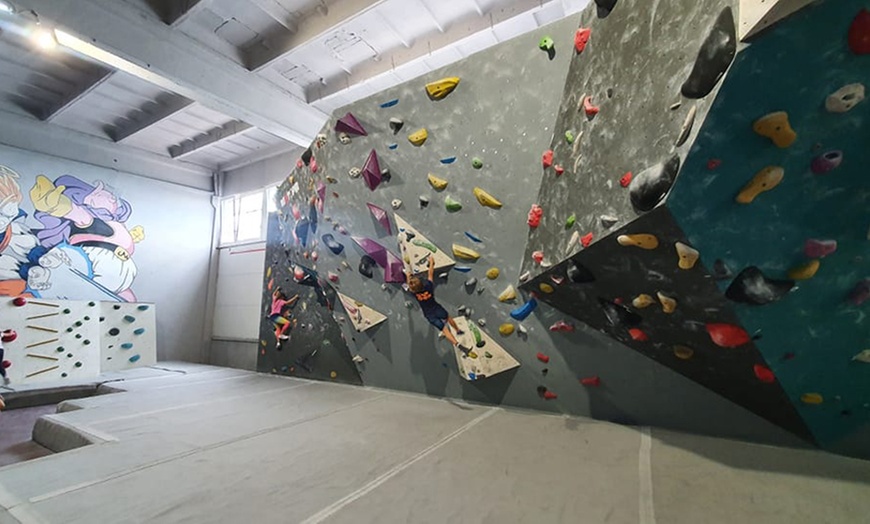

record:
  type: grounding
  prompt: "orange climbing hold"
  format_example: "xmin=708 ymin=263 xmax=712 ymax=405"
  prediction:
xmin=574 ymin=27 xmax=592 ymax=53
xmin=706 ymin=323 xmax=750 ymax=348
xmin=580 ymin=376 xmax=601 ymax=387
xmin=583 ymin=96 xmax=599 ymax=117
xmin=581 ymin=233 xmax=593 ymax=248
xmin=542 ymin=150 xmax=554 ymax=169
xmin=753 ymin=364 xmax=775 ymax=383
xmin=620 ymin=172 xmax=632 ymax=187
xmin=628 ymin=328 xmax=648 ymax=341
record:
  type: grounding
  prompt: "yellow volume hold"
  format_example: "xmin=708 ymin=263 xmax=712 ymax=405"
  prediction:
xmin=425 ymin=77 xmax=460 ymax=100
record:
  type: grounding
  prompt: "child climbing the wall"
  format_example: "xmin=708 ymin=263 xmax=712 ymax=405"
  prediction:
xmin=406 ymin=256 xmax=471 ymax=353
xmin=269 ymin=288 xmax=298 ymax=347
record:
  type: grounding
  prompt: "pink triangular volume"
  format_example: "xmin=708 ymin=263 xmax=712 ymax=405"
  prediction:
xmin=351 ymin=236 xmax=388 ymax=267
xmin=366 ymin=202 xmax=392 ymax=234
xmin=362 ymin=149 xmax=382 ymax=191
xmin=335 ymin=112 xmax=367 ymax=136
xmin=385 ymin=250 xmax=405 ymax=283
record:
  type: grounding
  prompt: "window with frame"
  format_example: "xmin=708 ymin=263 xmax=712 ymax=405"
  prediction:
xmin=218 ymin=185 xmax=279 ymax=247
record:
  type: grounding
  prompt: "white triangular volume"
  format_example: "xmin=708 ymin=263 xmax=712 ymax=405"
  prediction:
xmin=451 ymin=316 xmax=520 ymax=381
xmin=394 ymin=214 xmax=455 ymax=274
xmin=739 ymin=0 xmax=815 ymax=41
xmin=336 ymin=292 xmax=387 ymax=332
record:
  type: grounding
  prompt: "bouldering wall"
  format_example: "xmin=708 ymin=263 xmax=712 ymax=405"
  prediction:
xmin=259 ymin=4 xmax=844 ymax=452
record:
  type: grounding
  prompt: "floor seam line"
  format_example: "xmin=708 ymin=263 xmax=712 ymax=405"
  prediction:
xmin=639 ymin=426 xmax=656 ymax=524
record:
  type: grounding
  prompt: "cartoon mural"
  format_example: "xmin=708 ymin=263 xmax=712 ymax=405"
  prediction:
xmin=0 ymin=166 xmax=144 ymax=301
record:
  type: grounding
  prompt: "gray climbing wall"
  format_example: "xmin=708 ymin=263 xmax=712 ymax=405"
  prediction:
xmin=263 ymin=7 xmax=817 ymax=449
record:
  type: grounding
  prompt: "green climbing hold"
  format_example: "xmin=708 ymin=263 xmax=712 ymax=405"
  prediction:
xmin=412 ymin=239 xmax=437 ymax=253
xmin=565 ymin=214 xmax=576 ymax=229
xmin=129 ymin=354 xmax=141 ymax=363
xmin=484 ymin=352 xmax=493 ymax=359
xmin=83 ymin=316 xmax=90 ymax=321
xmin=469 ymin=324 xmax=486 ymax=348
xmin=133 ymin=328 xmax=146 ymax=335
xmin=74 ymin=321 xmax=82 ymax=327
xmin=472 ymin=157 xmax=483 ymax=169
xmin=123 ymin=315 xmax=136 ymax=323
xmin=83 ymin=339 xmax=91 ymax=345
xmin=74 ymin=361 xmax=82 ymax=368
xmin=75 ymin=334 xmax=82 ymax=339
xmin=121 ymin=343 xmax=133 ymax=349
xmin=56 ymin=346 xmax=64 ymax=352
xmin=538 ymin=36 xmax=554 ymax=51
xmin=63 ymin=308 xmax=70 ymax=314
xmin=565 ymin=131 xmax=575 ymax=144
xmin=88 ymin=301 xmax=95 ymax=307
xmin=445 ymin=196 xmax=462 ymax=212
xmin=137 ymin=305 xmax=150 ymax=311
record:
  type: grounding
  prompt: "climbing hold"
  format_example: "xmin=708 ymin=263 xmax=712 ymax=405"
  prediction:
xmin=464 ymin=277 xmax=478 ymax=288
xmin=471 ymin=187 xmax=503 ymax=209
xmin=532 ymin=251 xmax=544 ymax=264
xmin=848 ymin=9 xmax=870 ymax=54
xmin=735 ymin=166 xmax=784 ymax=204
xmin=391 ymin=199 xmax=402 ymax=210
xmin=674 ymin=242 xmax=700 ymax=270
xmin=582 ymin=96 xmax=599 ymax=117
xmin=847 ymin=279 xmax=870 ymax=306
xmin=527 ymin=205 xmax=543 ymax=228
xmin=804 ymin=239 xmax=837 ymax=258
xmin=580 ymin=376 xmax=601 ymax=387
xmin=565 ymin=130 xmax=575 ymax=144
xmin=657 ymin=292 xmax=677 ymax=313
xmin=471 ymin=157 xmax=483 ymax=169
xmin=388 ymin=143 xmax=398 ymax=150
xmin=536 ymin=352 xmax=550 ymax=363
xmin=408 ymin=128 xmax=428 ymax=146
xmin=619 ymin=172 xmax=632 ymax=187
xmin=800 ymin=393 xmax=823 ymax=405
xmin=600 ymin=215 xmax=618 ymax=228
xmin=12 ymin=296 xmax=26 ymax=307
xmin=440 ymin=157 xmax=456 ymax=165
xmin=549 ymin=320 xmax=574 ymax=332
xmin=452 ymin=244 xmax=480 ymax=261
xmin=133 ymin=328 xmax=145 ymax=335
xmin=753 ymin=364 xmax=775 ymax=383
xmin=675 ymin=105 xmax=697 ymax=147
xmin=593 ymin=0 xmax=618 ymax=17
xmin=681 ymin=7 xmax=736 ymax=98
xmin=121 ymin=343 xmax=133 ymax=350
xmin=539 ymin=283 xmax=554 ymax=294
xmin=359 ymin=255 xmax=376 ymax=278
xmin=123 ymin=315 xmax=135 ymax=323
xmin=366 ymin=203 xmax=392 ymax=234
xmin=328 ymin=272 xmax=339 ymax=283
xmin=321 ymin=234 xmax=344 ymax=255
xmin=380 ymin=98 xmax=399 ymax=108
xmin=348 ymin=167 xmax=361 ymax=179
xmin=362 ymin=149 xmax=384 ymax=191
xmin=580 ymin=233 xmax=593 ymax=248
xmin=629 ymin=155 xmax=681 ymax=212
xmin=628 ymin=328 xmax=649 ymax=342
xmin=566 ymin=260 xmax=595 ymax=284
xmin=510 ymin=298 xmax=538 ymax=321
xmin=707 ymin=159 xmax=722 ymax=170
xmin=713 ymin=259 xmax=732 ymax=280
xmin=753 ymin=112 xmax=797 ymax=148
xmin=499 ymin=324 xmax=515 ymax=336
xmin=554 ymin=165 xmax=564 ymax=176
xmin=632 ymin=294 xmax=655 ymax=309
xmin=425 ymin=77 xmax=460 ymax=100
xmin=428 ymin=174 xmax=448 ymax=191
xmin=542 ymin=150 xmax=554 ymax=169
xmin=538 ymin=35 xmax=554 ymax=51
xmin=389 ymin=117 xmax=404 ymax=134
xmin=486 ymin=268 xmax=500 ymax=280
xmin=464 ymin=232 xmax=482 ymax=243
xmin=826 ymin=83 xmax=865 ymax=113
xmin=726 ymin=266 xmax=794 ymax=305
xmin=617 ymin=234 xmax=659 ymax=250
xmin=852 ymin=350 xmax=870 ymax=363
xmin=108 ymin=328 xmax=120 ymax=336
xmin=574 ymin=27 xmax=591 ymax=53
xmin=810 ymin=151 xmax=843 ymax=174
xmin=519 ymin=271 xmax=531 ymax=282
xmin=335 ymin=112 xmax=367 ymax=136
xmin=498 ymin=285 xmax=517 ymax=302
xmin=788 ymin=260 xmax=820 ymax=280
xmin=706 ymin=323 xmax=750 ymax=348
xmin=419 ymin=195 xmax=430 ymax=208
xmin=565 ymin=214 xmax=576 ymax=229
xmin=1 ymin=330 xmax=16 ymax=343
xmin=542 ymin=389 xmax=558 ymax=400
xmin=599 ymin=298 xmax=642 ymax=327
xmin=673 ymin=345 xmax=694 ymax=360
xmin=445 ymin=196 xmax=462 ymax=212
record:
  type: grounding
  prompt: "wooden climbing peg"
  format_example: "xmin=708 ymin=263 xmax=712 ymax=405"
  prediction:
xmin=27 ymin=300 xmax=59 ymax=308
xmin=26 ymin=365 xmax=59 ymax=378
xmin=25 ymin=338 xmax=59 ymax=349
xmin=26 ymin=312 xmax=60 ymax=320
xmin=26 ymin=353 xmax=59 ymax=361
xmin=27 ymin=325 xmax=58 ymax=333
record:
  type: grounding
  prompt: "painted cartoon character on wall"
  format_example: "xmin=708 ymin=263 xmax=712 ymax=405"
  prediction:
xmin=29 ymin=175 xmax=145 ymax=302
xmin=0 ymin=166 xmax=48 ymax=296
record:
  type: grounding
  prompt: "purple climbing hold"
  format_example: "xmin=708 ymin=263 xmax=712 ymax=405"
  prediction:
xmin=316 ymin=180 xmax=326 ymax=203
xmin=804 ymin=239 xmax=837 ymax=258
xmin=352 ymin=236 xmax=388 ymax=267
xmin=366 ymin=203 xmax=393 ymax=234
xmin=847 ymin=279 xmax=869 ymax=306
xmin=335 ymin=112 xmax=367 ymax=136
xmin=385 ymin=251 xmax=405 ymax=283
xmin=810 ymin=151 xmax=843 ymax=174
xmin=362 ymin=150 xmax=383 ymax=191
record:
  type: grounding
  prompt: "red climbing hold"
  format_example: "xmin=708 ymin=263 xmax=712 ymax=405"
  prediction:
xmin=543 ymin=390 xmax=558 ymax=400
xmin=542 ymin=150 xmax=554 ymax=169
xmin=706 ymin=323 xmax=750 ymax=348
xmin=707 ymin=159 xmax=722 ymax=170
xmin=2 ymin=360 xmax=10 ymax=369
xmin=613 ymin=297 xmax=624 ymax=305
xmin=848 ymin=9 xmax=870 ymax=55
xmin=753 ymin=364 xmax=775 ymax=383
xmin=804 ymin=238 xmax=837 ymax=258
xmin=1 ymin=329 xmax=17 ymax=343
xmin=554 ymin=165 xmax=565 ymax=176
xmin=620 ymin=172 xmax=632 ymax=187
xmin=528 ymin=205 xmax=543 ymax=228
xmin=532 ymin=250 xmax=544 ymax=264
xmin=536 ymin=352 xmax=550 ymax=363
xmin=628 ymin=328 xmax=648 ymax=341
xmin=580 ymin=376 xmax=601 ymax=387
xmin=583 ymin=96 xmax=600 ymax=117
xmin=549 ymin=320 xmax=574 ymax=332
xmin=12 ymin=296 xmax=26 ymax=307
xmin=580 ymin=232 xmax=593 ymax=248
xmin=574 ymin=27 xmax=592 ymax=53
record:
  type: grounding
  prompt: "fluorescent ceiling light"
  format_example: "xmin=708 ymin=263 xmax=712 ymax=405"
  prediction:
xmin=33 ymin=28 xmax=57 ymax=50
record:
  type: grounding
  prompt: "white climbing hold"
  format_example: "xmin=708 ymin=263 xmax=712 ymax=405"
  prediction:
xmin=852 ymin=350 xmax=870 ymax=363
xmin=477 ymin=318 xmax=486 ymax=327
xmin=519 ymin=271 xmax=531 ymax=282
xmin=352 ymin=355 xmax=365 ymax=363
xmin=826 ymin=83 xmax=865 ymax=113
xmin=391 ymin=199 xmax=403 ymax=210
xmin=517 ymin=324 xmax=528 ymax=334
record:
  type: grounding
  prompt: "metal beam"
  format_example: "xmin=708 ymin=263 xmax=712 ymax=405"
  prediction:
xmin=169 ymin=121 xmax=254 ymax=159
xmin=218 ymin=140 xmax=300 ymax=173
xmin=0 ymin=108 xmax=213 ymax=191
xmin=167 ymin=0 xmax=212 ymax=26
xmin=111 ymin=95 xmax=194 ymax=142
xmin=43 ymin=69 xmax=115 ymax=122
xmin=15 ymin=0 xmax=326 ymax=147
xmin=248 ymin=0 xmax=385 ymax=72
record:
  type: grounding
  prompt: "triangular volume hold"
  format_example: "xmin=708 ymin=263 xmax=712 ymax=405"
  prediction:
xmin=337 ymin=292 xmax=387 ymax=332
xmin=394 ymin=214 xmax=455 ymax=273
xmin=738 ymin=0 xmax=815 ymax=41
xmin=335 ymin=112 xmax=367 ymax=136
xmin=451 ymin=316 xmax=520 ymax=381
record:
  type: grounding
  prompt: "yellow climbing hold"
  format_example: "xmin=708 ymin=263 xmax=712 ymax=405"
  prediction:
xmin=498 ymin=285 xmax=517 ymax=302
xmin=539 ymin=283 xmax=554 ymax=293
xmin=473 ymin=187 xmax=503 ymax=209
xmin=468 ymin=351 xmax=478 ymax=359
xmin=657 ymin=292 xmax=677 ymax=313
xmin=266 ymin=266 xmax=272 ymax=278
xmin=753 ymin=111 xmax=797 ymax=148
xmin=499 ymin=323 xmax=515 ymax=336
xmin=788 ymin=259 xmax=820 ymax=280
xmin=632 ymin=294 xmax=655 ymax=309
xmin=673 ymin=345 xmax=694 ymax=360
xmin=408 ymin=128 xmax=429 ymax=146
xmin=617 ymin=234 xmax=659 ymax=250
xmin=428 ymin=174 xmax=448 ymax=191
xmin=675 ymin=242 xmax=699 ymax=270
xmin=800 ymin=392 xmax=823 ymax=405
xmin=330 ymin=371 xmax=337 ymax=379
xmin=425 ymin=77 xmax=460 ymax=100
xmin=452 ymin=244 xmax=480 ymax=261
xmin=736 ymin=166 xmax=784 ymax=204
xmin=486 ymin=267 xmax=500 ymax=280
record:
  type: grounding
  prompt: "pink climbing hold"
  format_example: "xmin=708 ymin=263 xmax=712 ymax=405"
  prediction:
xmin=619 ymin=172 xmax=632 ymax=187
xmin=580 ymin=232 xmax=593 ymax=248
xmin=334 ymin=112 xmax=368 ymax=136
xmin=12 ymin=296 xmax=26 ymax=307
xmin=291 ymin=203 xmax=302 ymax=220
xmin=328 ymin=271 xmax=339 ymax=283
xmin=385 ymin=251 xmax=406 ymax=283
xmin=293 ymin=267 xmax=305 ymax=281
xmin=583 ymin=96 xmax=599 ymax=117
xmin=366 ymin=203 xmax=393 ymax=234
xmin=628 ymin=328 xmax=649 ymax=342
xmin=707 ymin=159 xmax=722 ymax=170
xmin=528 ymin=205 xmax=543 ymax=227
xmin=574 ymin=27 xmax=591 ymax=53
xmin=311 ymin=251 xmax=319 ymax=261
xmin=362 ymin=150 xmax=383 ymax=191
xmin=753 ymin=364 xmax=776 ymax=383
xmin=804 ymin=238 xmax=837 ymax=258
xmin=352 ymin=236 xmax=389 ymax=267
xmin=532 ymin=250 xmax=544 ymax=264
xmin=554 ymin=165 xmax=565 ymax=176
xmin=549 ymin=320 xmax=574 ymax=332
xmin=310 ymin=157 xmax=318 ymax=173
xmin=580 ymin=376 xmax=601 ymax=387
xmin=810 ymin=151 xmax=843 ymax=174
xmin=537 ymin=352 xmax=550 ymax=363
xmin=847 ymin=279 xmax=870 ymax=306
xmin=542 ymin=150 xmax=554 ymax=169
xmin=316 ymin=181 xmax=326 ymax=203
xmin=296 ymin=159 xmax=304 ymax=169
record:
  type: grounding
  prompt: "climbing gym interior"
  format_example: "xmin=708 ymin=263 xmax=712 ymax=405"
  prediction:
xmin=0 ymin=0 xmax=868 ymax=522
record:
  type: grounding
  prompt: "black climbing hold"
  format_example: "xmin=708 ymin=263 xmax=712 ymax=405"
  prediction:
xmin=566 ymin=260 xmax=596 ymax=284
xmin=74 ymin=361 xmax=82 ymax=368
xmin=300 ymin=147 xmax=313 ymax=166
xmin=389 ymin=117 xmax=404 ymax=134
xmin=67 ymin=353 xmax=73 ymax=358
xmin=83 ymin=316 xmax=90 ymax=321
xmin=83 ymin=340 xmax=91 ymax=345
xmin=359 ymin=255 xmax=376 ymax=278
xmin=74 ymin=321 xmax=82 ymax=327
xmin=681 ymin=7 xmax=736 ymax=99
xmin=113 ymin=305 xmax=121 ymax=310
xmin=712 ymin=259 xmax=732 ymax=280
xmin=594 ymin=0 xmax=618 ymax=18
xmin=66 ymin=327 xmax=73 ymax=333
xmin=598 ymin=298 xmax=642 ymax=327
xmin=725 ymin=266 xmax=794 ymax=305
xmin=606 ymin=88 xmax=614 ymax=98
xmin=380 ymin=168 xmax=392 ymax=183
xmin=56 ymin=347 xmax=64 ymax=352
xmin=61 ymin=372 xmax=68 ymax=378
xmin=100 ymin=317 xmax=105 ymax=322
xmin=88 ymin=301 xmax=96 ymax=307
xmin=63 ymin=308 xmax=70 ymax=314
xmin=629 ymin=155 xmax=681 ymax=213
xmin=542 ymin=368 xmax=549 ymax=376
xmin=109 ymin=328 xmax=120 ymax=336
xmin=322 ymin=234 xmax=344 ymax=255
xmin=75 ymin=334 xmax=82 ymax=339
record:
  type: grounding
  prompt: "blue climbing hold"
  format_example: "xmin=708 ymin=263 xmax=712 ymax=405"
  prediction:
xmin=123 ymin=315 xmax=136 ymax=323
xmin=464 ymin=231 xmax=482 ymax=243
xmin=454 ymin=266 xmax=473 ymax=273
xmin=321 ymin=234 xmax=345 ymax=255
xmin=510 ymin=298 xmax=538 ymax=321
xmin=121 ymin=343 xmax=133 ymax=349
xmin=133 ymin=328 xmax=145 ymax=335
xmin=137 ymin=305 xmax=149 ymax=311
xmin=468 ymin=372 xmax=477 ymax=380
xmin=388 ymin=143 xmax=398 ymax=150
xmin=440 ymin=156 xmax=457 ymax=164
xmin=128 ymin=354 xmax=141 ymax=363
xmin=380 ymin=99 xmax=399 ymax=108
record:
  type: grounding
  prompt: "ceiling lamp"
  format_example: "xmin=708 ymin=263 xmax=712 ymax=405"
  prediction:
xmin=33 ymin=27 xmax=57 ymax=50
xmin=0 ymin=1 xmax=13 ymax=13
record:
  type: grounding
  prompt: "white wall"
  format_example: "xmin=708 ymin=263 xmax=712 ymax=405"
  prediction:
xmin=221 ymin=148 xmax=301 ymax=196
xmin=0 ymin=144 xmax=215 ymax=362
xmin=212 ymin=244 xmax=265 ymax=340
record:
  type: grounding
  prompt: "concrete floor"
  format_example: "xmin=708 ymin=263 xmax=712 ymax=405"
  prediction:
xmin=0 ymin=363 xmax=868 ymax=524
xmin=0 ymin=406 xmax=54 ymax=468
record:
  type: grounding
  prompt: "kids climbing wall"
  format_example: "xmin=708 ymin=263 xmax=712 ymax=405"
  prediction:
xmin=260 ymin=0 xmax=868 ymax=457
